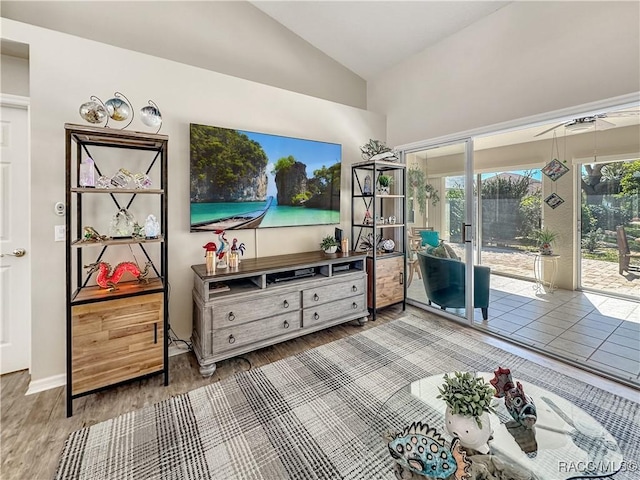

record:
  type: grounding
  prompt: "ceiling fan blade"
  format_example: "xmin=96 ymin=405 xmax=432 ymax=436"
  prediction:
xmin=534 ymin=122 xmax=566 ymax=137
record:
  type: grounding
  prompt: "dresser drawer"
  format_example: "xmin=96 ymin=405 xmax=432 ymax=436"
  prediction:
xmin=303 ymin=294 xmax=366 ymax=328
xmin=210 ymin=311 xmax=301 ymax=354
xmin=210 ymin=291 xmax=300 ymax=327
xmin=302 ymin=275 xmax=365 ymax=306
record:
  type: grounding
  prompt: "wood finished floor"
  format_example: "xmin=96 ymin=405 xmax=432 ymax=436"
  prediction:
xmin=1 ymin=305 xmax=637 ymax=480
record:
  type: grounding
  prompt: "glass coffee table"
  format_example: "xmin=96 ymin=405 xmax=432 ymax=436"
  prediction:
xmin=379 ymin=373 xmax=623 ymax=480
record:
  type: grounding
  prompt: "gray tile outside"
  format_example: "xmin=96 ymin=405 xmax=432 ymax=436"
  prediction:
xmin=406 ymin=263 xmax=639 ymax=387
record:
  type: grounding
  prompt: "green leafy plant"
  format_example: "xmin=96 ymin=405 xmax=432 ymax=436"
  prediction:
xmin=437 ymin=372 xmax=496 ymax=428
xmin=377 ymin=174 xmax=394 ymax=188
xmin=581 ymin=228 xmax=604 ymax=253
xmin=534 ymin=227 xmax=558 ymax=247
xmin=408 ymin=168 xmax=440 ymax=215
xmin=320 ymin=235 xmax=338 ymax=251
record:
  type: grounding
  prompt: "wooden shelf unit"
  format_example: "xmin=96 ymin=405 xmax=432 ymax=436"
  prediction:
xmin=191 ymin=251 xmax=368 ymax=376
xmin=64 ymin=124 xmax=169 ymax=416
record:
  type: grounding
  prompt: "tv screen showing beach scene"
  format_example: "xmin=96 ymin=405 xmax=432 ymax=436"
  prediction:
xmin=190 ymin=124 xmax=341 ymax=231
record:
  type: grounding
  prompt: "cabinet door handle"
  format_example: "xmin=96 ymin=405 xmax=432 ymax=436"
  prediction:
xmin=352 ymin=285 xmax=357 ymax=292
xmin=228 ymin=334 xmax=236 ymax=344
xmin=313 ymin=293 xmax=319 ymax=301
xmin=352 ymin=302 xmax=358 ymax=310
xmin=227 ymin=312 xmax=235 ymax=321
xmin=283 ymin=320 xmax=289 ymax=329
xmin=313 ymin=312 xmax=319 ymax=320
xmin=399 ymin=272 xmax=404 ymax=285
xmin=283 ymin=299 xmax=289 ymax=308
xmin=154 ymin=323 xmax=158 ymax=344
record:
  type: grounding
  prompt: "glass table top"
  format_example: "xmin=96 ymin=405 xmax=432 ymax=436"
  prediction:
xmin=379 ymin=373 xmax=623 ymax=480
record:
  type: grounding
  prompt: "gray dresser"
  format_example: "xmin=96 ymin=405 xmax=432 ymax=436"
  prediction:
xmin=191 ymin=251 xmax=368 ymax=376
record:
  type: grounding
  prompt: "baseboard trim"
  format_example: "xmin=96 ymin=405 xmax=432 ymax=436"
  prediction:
xmin=26 ymin=374 xmax=66 ymax=395
xmin=26 ymin=348 xmax=188 ymax=395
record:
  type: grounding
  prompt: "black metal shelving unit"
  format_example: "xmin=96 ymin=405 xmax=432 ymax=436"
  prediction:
xmin=64 ymin=124 xmax=169 ymax=416
xmin=351 ymin=159 xmax=406 ymax=320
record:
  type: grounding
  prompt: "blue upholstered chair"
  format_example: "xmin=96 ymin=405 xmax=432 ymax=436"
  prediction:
xmin=417 ymin=250 xmax=491 ymax=320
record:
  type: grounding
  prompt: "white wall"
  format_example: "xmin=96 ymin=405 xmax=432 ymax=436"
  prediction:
xmin=1 ymin=53 xmax=29 ymax=96
xmin=1 ymin=18 xmax=385 ymax=383
xmin=1 ymin=1 xmax=366 ymax=109
xmin=368 ymin=2 xmax=640 ymax=146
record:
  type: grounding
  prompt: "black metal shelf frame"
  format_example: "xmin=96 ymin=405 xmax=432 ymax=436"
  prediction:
xmin=64 ymin=124 xmax=169 ymax=416
xmin=351 ymin=160 xmax=407 ymax=320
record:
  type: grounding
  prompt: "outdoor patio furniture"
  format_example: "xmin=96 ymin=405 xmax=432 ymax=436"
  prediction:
xmin=616 ymin=225 xmax=640 ymax=274
xmin=417 ymin=251 xmax=491 ymax=320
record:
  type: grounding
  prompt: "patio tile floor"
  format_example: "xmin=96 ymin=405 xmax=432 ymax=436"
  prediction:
xmin=406 ymin=251 xmax=640 ymax=387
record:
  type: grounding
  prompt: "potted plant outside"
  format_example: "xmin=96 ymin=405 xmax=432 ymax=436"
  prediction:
xmin=320 ymin=235 xmax=339 ymax=254
xmin=437 ymin=372 xmax=496 ymax=454
xmin=535 ymin=227 xmax=558 ymax=255
xmin=377 ymin=174 xmax=393 ymax=194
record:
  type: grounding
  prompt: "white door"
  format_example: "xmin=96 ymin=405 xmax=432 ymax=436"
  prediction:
xmin=0 ymin=97 xmax=31 ymax=374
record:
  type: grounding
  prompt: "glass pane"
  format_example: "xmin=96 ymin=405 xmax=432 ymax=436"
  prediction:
xmin=406 ymin=142 xmax=469 ymax=322
xmin=580 ymin=158 xmax=640 ymax=297
xmin=479 ymin=169 xmax=542 ymax=281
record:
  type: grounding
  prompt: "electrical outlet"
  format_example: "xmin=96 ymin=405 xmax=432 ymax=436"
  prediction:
xmin=55 ymin=225 xmax=66 ymax=242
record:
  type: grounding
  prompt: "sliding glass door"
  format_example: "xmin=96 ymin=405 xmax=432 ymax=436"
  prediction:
xmin=405 ymin=139 xmax=476 ymax=323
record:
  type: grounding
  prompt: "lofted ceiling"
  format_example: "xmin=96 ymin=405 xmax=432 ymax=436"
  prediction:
xmin=250 ymin=1 xmax=510 ymax=80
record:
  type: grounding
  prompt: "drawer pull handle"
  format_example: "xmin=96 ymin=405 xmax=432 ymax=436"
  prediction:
xmin=313 ymin=293 xmax=319 ymax=301
xmin=228 ymin=312 xmax=235 ymax=321
xmin=228 ymin=334 xmax=236 ymax=344
xmin=314 ymin=312 xmax=319 ymax=320
xmin=283 ymin=300 xmax=289 ymax=308
xmin=352 ymin=302 xmax=358 ymax=310
xmin=283 ymin=320 xmax=289 ymax=329
xmin=352 ymin=285 xmax=358 ymax=292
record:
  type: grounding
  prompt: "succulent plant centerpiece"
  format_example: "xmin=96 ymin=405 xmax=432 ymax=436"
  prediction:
xmin=437 ymin=371 xmax=496 ymax=454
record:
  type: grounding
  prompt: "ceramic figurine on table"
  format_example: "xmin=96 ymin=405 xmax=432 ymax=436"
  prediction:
xmin=84 ymin=261 xmax=151 ymax=292
xmin=231 ymin=238 xmax=246 ymax=258
xmin=387 ymin=421 xmax=471 ymax=480
xmin=491 ymin=367 xmax=537 ymax=429
xmin=214 ymin=229 xmax=229 ymax=269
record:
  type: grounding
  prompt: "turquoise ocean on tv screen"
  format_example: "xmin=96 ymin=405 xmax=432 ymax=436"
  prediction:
xmin=191 ymin=200 xmax=339 ymax=228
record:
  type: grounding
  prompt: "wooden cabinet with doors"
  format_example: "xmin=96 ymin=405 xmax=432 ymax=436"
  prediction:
xmin=64 ymin=124 xmax=168 ymax=416
xmin=351 ymin=159 xmax=406 ymax=319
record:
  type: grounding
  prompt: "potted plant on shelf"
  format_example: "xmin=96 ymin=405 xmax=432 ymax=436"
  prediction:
xmin=437 ymin=371 xmax=496 ymax=454
xmin=320 ymin=235 xmax=339 ymax=254
xmin=535 ymin=227 xmax=558 ymax=255
xmin=377 ymin=174 xmax=393 ymax=194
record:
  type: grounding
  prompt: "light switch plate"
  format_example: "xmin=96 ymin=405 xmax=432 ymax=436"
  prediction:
xmin=55 ymin=225 xmax=66 ymax=242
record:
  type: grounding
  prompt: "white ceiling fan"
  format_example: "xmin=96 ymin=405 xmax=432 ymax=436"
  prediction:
xmin=534 ymin=110 xmax=639 ymax=137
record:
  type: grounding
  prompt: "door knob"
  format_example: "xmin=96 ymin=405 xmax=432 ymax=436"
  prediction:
xmin=0 ymin=248 xmax=26 ymax=258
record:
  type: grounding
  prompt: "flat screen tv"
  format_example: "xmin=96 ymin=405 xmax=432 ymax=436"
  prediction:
xmin=190 ymin=123 xmax=341 ymax=231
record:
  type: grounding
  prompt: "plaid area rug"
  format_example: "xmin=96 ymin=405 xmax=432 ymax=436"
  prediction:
xmin=56 ymin=315 xmax=639 ymax=480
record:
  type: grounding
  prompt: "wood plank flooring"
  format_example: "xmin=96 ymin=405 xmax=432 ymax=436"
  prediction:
xmin=1 ymin=305 xmax=636 ymax=480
